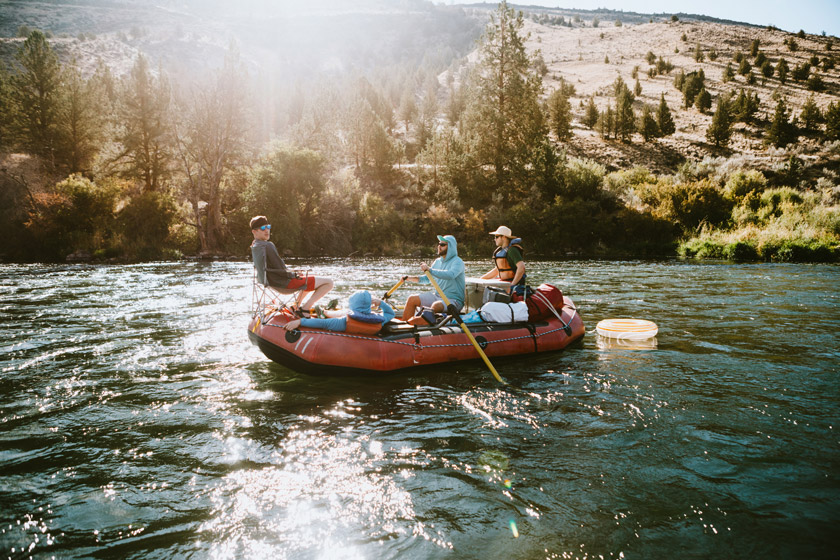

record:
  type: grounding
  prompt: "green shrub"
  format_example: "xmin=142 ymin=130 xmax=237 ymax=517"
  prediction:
xmin=723 ymin=240 xmax=759 ymax=261
xmin=117 ymin=191 xmax=176 ymax=260
xmin=725 ymin=169 xmax=767 ymax=200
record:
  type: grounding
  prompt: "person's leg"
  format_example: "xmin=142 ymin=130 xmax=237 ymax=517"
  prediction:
xmin=402 ymin=291 xmax=437 ymax=320
xmin=300 ymin=277 xmax=334 ymax=309
xmin=402 ymin=294 xmax=421 ymax=321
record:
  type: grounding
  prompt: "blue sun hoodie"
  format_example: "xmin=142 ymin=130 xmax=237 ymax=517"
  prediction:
xmin=419 ymin=234 xmax=465 ymax=307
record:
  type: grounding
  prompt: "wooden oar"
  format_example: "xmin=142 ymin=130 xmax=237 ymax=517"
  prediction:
xmin=383 ymin=275 xmax=408 ymax=301
xmin=424 ymin=271 xmax=505 ymax=384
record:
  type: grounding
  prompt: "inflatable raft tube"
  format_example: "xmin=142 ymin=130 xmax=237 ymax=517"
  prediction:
xmin=596 ymin=318 xmax=658 ymax=340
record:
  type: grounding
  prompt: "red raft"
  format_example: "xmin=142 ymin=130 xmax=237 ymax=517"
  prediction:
xmin=247 ymin=297 xmax=584 ymax=375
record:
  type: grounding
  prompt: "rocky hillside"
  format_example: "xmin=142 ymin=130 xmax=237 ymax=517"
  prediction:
xmin=514 ymin=13 xmax=838 ymax=174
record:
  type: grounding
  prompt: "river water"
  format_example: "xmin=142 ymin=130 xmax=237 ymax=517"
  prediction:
xmin=1 ymin=259 xmax=838 ymax=559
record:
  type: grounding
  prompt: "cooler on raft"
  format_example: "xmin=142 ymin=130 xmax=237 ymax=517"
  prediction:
xmin=464 ymin=277 xmax=510 ymax=310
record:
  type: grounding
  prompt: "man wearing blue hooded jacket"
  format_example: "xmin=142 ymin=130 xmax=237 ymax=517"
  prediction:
xmin=401 ymin=234 xmax=465 ymax=321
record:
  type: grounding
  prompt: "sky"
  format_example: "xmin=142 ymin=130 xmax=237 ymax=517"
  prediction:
xmin=441 ymin=1 xmax=840 ymax=38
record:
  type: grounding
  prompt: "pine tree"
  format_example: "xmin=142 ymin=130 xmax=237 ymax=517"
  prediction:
xmin=57 ymin=61 xmax=106 ymax=173
xmin=656 ymin=93 xmax=676 ymax=136
xmin=117 ymin=54 xmax=172 ymax=192
xmin=777 ymin=58 xmax=789 ymax=84
xmin=0 ymin=62 xmax=13 ymax=149
xmin=825 ymin=101 xmax=840 ymax=141
xmin=462 ymin=0 xmax=547 ymax=198
xmin=597 ymin=105 xmax=614 ymax=139
xmin=614 ymin=88 xmax=636 ymax=142
xmin=722 ymin=63 xmax=735 ymax=83
xmin=766 ymin=98 xmax=797 ymax=147
xmin=547 ymin=87 xmax=572 ymax=141
xmin=706 ymin=96 xmax=733 ymax=148
xmin=761 ymin=60 xmax=774 ymax=79
xmin=695 ymin=87 xmax=712 ymax=113
xmin=637 ymin=104 xmax=660 ymax=141
xmin=9 ymin=30 xmax=62 ymax=165
xmin=398 ymin=88 xmax=417 ymax=132
xmin=800 ymin=95 xmax=823 ymax=131
xmin=582 ymin=96 xmax=599 ymax=129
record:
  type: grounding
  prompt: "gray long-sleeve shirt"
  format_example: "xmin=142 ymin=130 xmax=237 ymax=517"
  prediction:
xmin=250 ymin=239 xmax=295 ymax=288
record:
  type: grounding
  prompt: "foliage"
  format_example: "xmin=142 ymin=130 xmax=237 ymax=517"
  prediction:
xmin=117 ymin=190 xmax=176 ymax=260
xmin=776 ymin=58 xmax=789 ymax=83
xmin=694 ymin=87 xmax=712 ymax=113
xmin=582 ymin=97 xmax=599 ymax=129
xmin=656 ymin=93 xmax=676 ymax=136
xmin=461 ymin=1 xmax=547 ymax=202
xmin=825 ymin=101 xmax=840 ymax=141
xmin=766 ymin=98 xmax=797 ymax=148
xmin=706 ymin=96 xmax=733 ymax=148
xmin=116 ymin=55 xmax=172 ymax=192
xmin=800 ymin=96 xmax=823 ymax=131
xmin=547 ymin=86 xmax=572 ymax=141
xmin=637 ymin=178 xmax=732 ymax=232
xmin=242 ymin=144 xmax=329 ymax=255
xmin=637 ymin=104 xmax=659 ymax=141
xmin=9 ymin=31 xmax=62 ymax=165
xmin=23 ymin=174 xmax=121 ymax=261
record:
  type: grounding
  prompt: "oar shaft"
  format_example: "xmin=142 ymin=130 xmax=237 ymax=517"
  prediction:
xmin=383 ymin=275 xmax=408 ymax=300
xmin=424 ymin=271 xmax=504 ymax=384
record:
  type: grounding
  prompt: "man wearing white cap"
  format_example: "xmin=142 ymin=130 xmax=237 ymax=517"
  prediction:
xmin=481 ymin=225 xmax=526 ymax=294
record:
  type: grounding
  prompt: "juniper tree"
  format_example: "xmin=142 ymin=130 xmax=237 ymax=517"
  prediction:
xmin=706 ymin=95 xmax=733 ymax=148
xmin=761 ymin=60 xmax=774 ymax=79
xmin=722 ymin=63 xmax=735 ymax=83
xmin=598 ymin=105 xmax=615 ymax=139
xmin=646 ymin=51 xmax=656 ymax=65
xmin=681 ymin=70 xmax=704 ymax=108
xmin=766 ymin=98 xmax=797 ymax=147
xmin=738 ymin=58 xmax=752 ymax=75
xmin=754 ymin=51 xmax=767 ymax=67
xmin=750 ymin=39 xmax=760 ymax=57
xmin=634 ymin=78 xmax=642 ymax=97
xmin=614 ymin=88 xmax=636 ymax=142
xmin=656 ymin=93 xmax=676 ymax=136
xmin=694 ymin=87 xmax=712 ymax=113
xmin=777 ymin=58 xmax=789 ymax=83
xmin=799 ymin=95 xmax=823 ymax=131
xmin=637 ymin=104 xmax=660 ymax=141
xmin=582 ymin=96 xmax=599 ymax=129
xmin=825 ymin=101 xmax=840 ymax=141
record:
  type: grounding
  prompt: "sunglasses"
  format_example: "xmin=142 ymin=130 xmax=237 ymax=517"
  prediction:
xmin=259 ymin=224 xmax=272 ymax=231
xmin=438 ymin=242 xmax=447 ymax=247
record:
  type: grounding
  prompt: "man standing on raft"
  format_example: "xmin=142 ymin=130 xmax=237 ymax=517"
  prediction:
xmin=481 ymin=225 xmax=527 ymax=295
xmin=401 ymin=234 xmax=465 ymax=321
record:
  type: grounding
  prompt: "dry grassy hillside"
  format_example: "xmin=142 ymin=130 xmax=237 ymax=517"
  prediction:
xmin=519 ymin=18 xmax=839 ymax=174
